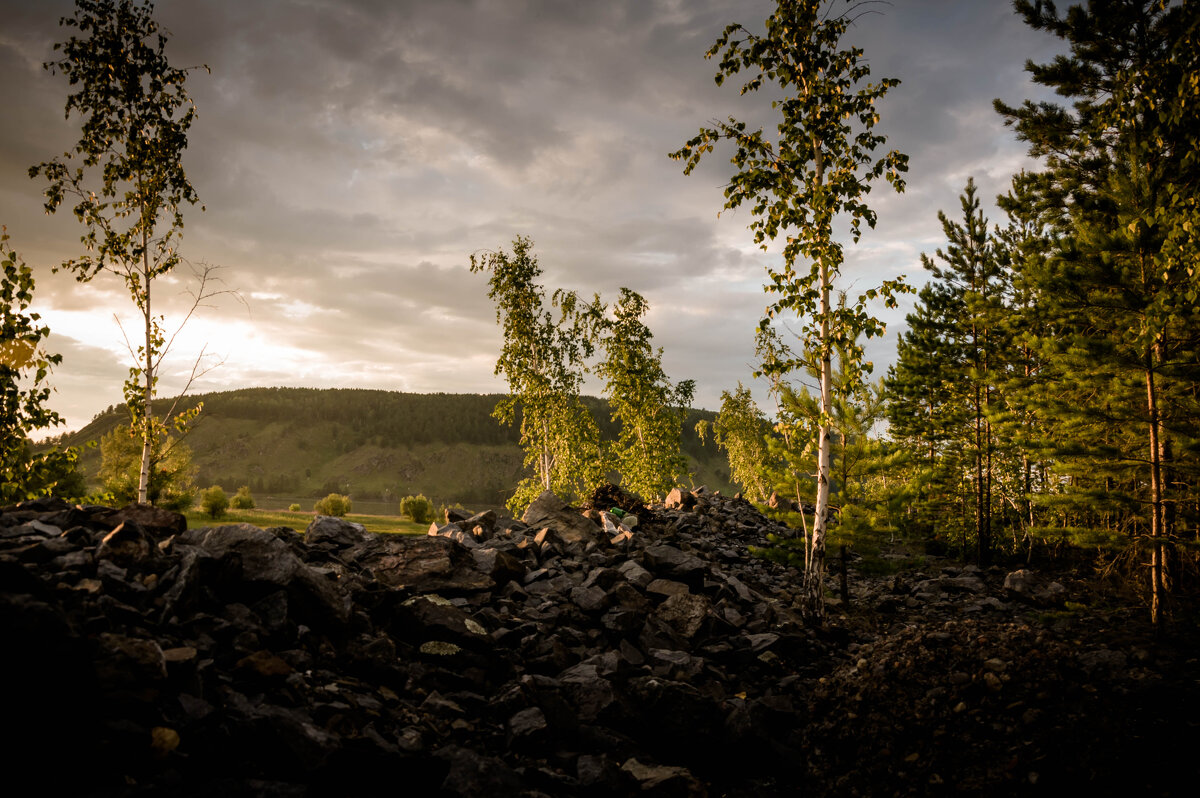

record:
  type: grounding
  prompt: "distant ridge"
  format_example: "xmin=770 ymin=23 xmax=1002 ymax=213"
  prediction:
xmin=60 ymin=387 xmax=734 ymax=508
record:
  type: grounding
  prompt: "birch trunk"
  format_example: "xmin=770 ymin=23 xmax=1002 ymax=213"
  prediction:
xmin=806 ymin=140 xmax=830 ymax=621
xmin=137 ymin=237 xmax=153 ymax=505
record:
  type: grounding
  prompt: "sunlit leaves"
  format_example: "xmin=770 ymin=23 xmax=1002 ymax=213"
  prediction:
xmin=1 ymin=230 xmax=80 ymax=502
xmin=471 ymin=236 xmax=604 ymax=513
xmin=697 ymin=384 xmax=774 ymax=504
xmin=595 ymin=288 xmax=695 ymax=502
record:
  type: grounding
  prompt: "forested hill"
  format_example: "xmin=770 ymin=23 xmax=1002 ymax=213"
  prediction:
xmin=60 ymin=387 xmax=733 ymax=507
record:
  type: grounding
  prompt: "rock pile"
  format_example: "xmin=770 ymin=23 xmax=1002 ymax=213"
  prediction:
xmin=2 ymin=488 xmax=1197 ymax=796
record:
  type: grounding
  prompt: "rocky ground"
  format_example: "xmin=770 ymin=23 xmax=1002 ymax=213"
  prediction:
xmin=2 ymin=487 xmax=1197 ymax=796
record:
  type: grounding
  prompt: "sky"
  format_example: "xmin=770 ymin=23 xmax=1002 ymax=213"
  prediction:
xmin=0 ymin=0 xmax=1063 ymax=433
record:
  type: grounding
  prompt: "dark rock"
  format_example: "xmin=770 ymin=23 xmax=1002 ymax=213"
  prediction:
xmin=428 ymin=522 xmax=481 ymax=549
xmin=305 ymin=515 xmax=369 ymax=548
xmin=643 ymin=545 xmax=706 ymax=581
xmin=621 ymin=757 xmax=706 ymax=796
xmin=654 ymin=593 xmax=712 ymax=639
xmin=1 ymin=488 xmax=1191 ymax=798
xmin=446 ymin=506 xmax=475 ymax=524
xmin=559 ymin=662 xmax=619 ymax=723
xmin=663 ymin=488 xmax=697 ymax=511
xmin=464 ymin=510 xmax=498 ymax=541
xmin=646 ymin=578 xmax=691 ymax=599
xmin=1003 ymin=568 xmax=1066 ymax=606
xmin=435 ymin=744 xmax=527 ymax=797
xmin=94 ymin=632 xmax=167 ymax=688
xmin=507 ymin=706 xmax=548 ymax=740
xmin=397 ymin=595 xmax=490 ymax=648
xmin=571 ymin=584 xmax=610 ymax=613
xmin=471 ymin=547 xmax=527 ymax=586
xmin=96 ymin=503 xmax=186 ymax=537
xmin=355 ymin=534 xmax=493 ymax=594
xmin=181 ymin=524 xmax=351 ymax=626
xmin=523 ymin=491 xmax=601 ymax=544
xmin=96 ymin=520 xmax=160 ymax=568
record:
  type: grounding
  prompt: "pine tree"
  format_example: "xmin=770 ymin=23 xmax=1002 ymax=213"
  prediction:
xmin=996 ymin=0 xmax=1200 ymax=623
xmin=920 ymin=178 xmax=1007 ymax=564
xmin=992 ymin=170 xmax=1057 ymax=551
xmin=885 ymin=283 xmax=967 ymax=543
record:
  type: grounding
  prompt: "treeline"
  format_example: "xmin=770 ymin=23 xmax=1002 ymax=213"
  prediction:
xmin=73 ymin=389 xmax=521 ymax=449
xmin=58 ymin=387 xmax=729 ymax=506
xmin=73 ymin=388 xmax=720 ymax=458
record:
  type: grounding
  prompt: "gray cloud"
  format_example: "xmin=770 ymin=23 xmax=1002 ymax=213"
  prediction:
xmin=1 ymin=0 xmax=1064 ymax=430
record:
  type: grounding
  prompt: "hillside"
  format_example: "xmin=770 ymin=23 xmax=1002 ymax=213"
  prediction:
xmin=60 ymin=387 xmax=735 ymax=508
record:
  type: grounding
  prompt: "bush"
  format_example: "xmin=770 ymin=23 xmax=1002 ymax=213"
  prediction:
xmin=159 ymin=488 xmax=195 ymax=512
xmin=314 ymin=493 xmax=351 ymax=517
xmin=399 ymin=494 xmax=435 ymax=524
xmin=201 ymin=485 xmax=229 ymax=519
xmin=231 ymin=485 xmax=255 ymax=510
xmin=288 ymin=503 xmax=302 ymax=512
xmin=98 ymin=424 xmax=196 ymax=507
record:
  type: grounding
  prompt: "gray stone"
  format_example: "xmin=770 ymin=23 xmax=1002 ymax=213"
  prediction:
xmin=644 ymin=544 xmax=706 ymax=580
xmin=654 ymin=592 xmax=711 ymax=638
xmin=570 ymin=584 xmax=609 ymax=613
xmin=618 ymin=559 xmax=654 ymax=589
xmin=355 ymin=534 xmax=494 ymax=593
xmin=1003 ymin=568 xmax=1067 ymax=606
xmin=646 ymin=578 xmax=691 ymax=598
xmin=664 ymin=488 xmax=696 ymax=510
xmin=522 ymin=491 xmax=601 ymax=544
xmin=471 ymin=547 xmax=526 ymax=586
xmin=305 ymin=515 xmax=368 ymax=547
xmin=508 ymin=706 xmax=548 ymax=738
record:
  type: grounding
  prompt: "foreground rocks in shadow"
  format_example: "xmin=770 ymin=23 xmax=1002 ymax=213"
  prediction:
xmin=1 ymin=490 xmax=1197 ymax=796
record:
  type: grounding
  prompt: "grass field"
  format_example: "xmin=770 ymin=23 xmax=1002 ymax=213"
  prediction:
xmin=184 ymin=507 xmax=428 ymax=536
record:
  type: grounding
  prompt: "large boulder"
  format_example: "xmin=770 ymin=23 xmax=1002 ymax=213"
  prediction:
xmin=305 ymin=515 xmax=369 ymax=548
xmin=352 ymin=535 xmax=494 ymax=594
xmin=1003 ymin=568 xmax=1066 ymax=606
xmin=521 ymin=491 xmax=602 ymax=545
xmin=96 ymin=503 xmax=186 ymax=537
xmin=178 ymin=524 xmax=350 ymax=625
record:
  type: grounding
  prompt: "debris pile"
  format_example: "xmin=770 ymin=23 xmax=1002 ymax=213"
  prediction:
xmin=2 ymin=488 xmax=1196 ymax=796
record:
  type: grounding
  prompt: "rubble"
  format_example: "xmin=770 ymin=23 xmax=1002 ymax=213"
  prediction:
xmin=1 ymin=488 xmax=1196 ymax=796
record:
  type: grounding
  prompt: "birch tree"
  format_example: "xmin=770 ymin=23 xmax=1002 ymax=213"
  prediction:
xmin=596 ymin=288 xmax=695 ymax=502
xmin=672 ymin=0 xmax=907 ymax=618
xmin=697 ymin=384 xmax=774 ymax=504
xmin=470 ymin=235 xmax=603 ymax=512
xmin=31 ymin=0 xmax=208 ymax=505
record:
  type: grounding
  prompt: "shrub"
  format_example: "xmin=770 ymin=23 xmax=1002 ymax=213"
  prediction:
xmin=231 ymin=485 xmax=255 ymax=510
xmin=288 ymin=503 xmax=301 ymax=512
xmin=314 ymin=493 xmax=351 ymax=517
xmin=159 ymin=488 xmax=195 ymax=512
xmin=399 ymin=494 xmax=435 ymax=524
xmin=201 ymin=485 xmax=229 ymax=519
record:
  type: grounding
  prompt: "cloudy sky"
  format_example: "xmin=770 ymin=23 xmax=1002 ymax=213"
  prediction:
xmin=1 ymin=0 xmax=1062 ymax=432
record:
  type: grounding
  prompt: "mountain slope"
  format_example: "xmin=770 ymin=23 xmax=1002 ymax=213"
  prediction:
xmin=62 ymin=387 xmax=734 ymax=507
